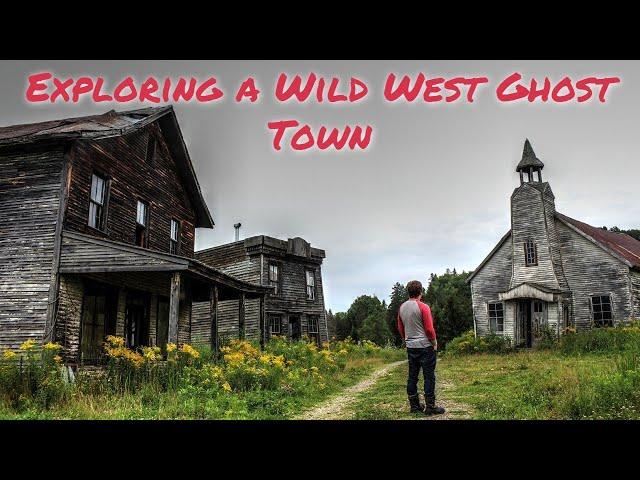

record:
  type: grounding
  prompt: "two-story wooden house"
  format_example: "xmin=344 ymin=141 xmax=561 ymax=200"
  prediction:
xmin=468 ymin=140 xmax=640 ymax=347
xmin=192 ymin=235 xmax=329 ymax=346
xmin=0 ymin=106 xmax=271 ymax=364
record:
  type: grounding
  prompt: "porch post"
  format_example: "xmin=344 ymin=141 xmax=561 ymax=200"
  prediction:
xmin=259 ymin=294 xmax=266 ymax=350
xmin=210 ymin=284 xmax=218 ymax=356
xmin=238 ymin=292 xmax=245 ymax=340
xmin=168 ymin=272 xmax=181 ymax=344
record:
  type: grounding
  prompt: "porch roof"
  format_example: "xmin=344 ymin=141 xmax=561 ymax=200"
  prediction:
xmin=59 ymin=230 xmax=272 ymax=298
xmin=498 ymin=282 xmax=565 ymax=302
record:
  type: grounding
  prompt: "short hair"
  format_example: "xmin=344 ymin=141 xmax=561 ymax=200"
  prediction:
xmin=407 ymin=280 xmax=423 ymax=298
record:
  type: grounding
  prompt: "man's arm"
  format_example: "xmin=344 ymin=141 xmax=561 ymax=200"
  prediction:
xmin=419 ymin=303 xmax=437 ymax=350
xmin=397 ymin=313 xmax=405 ymax=340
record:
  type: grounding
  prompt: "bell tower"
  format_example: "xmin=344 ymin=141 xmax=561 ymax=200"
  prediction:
xmin=510 ymin=139 xmax=568 ymax=291
xmin=517 ymin=139 xmax=544 ymax=184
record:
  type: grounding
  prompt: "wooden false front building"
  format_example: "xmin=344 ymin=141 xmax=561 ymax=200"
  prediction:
xmin=0 ymin=106 xmax=271 ymax=364
xmin=468 ymin=139 xmax=640 ymax=347
xmin=192 ymin=235 xmax=329 ymax=346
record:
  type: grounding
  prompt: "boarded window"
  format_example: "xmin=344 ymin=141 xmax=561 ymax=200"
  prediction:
xmin=136 ymin=200 xmax=149 ymax=247
xmin=269 ymin=264 xmax=280 ymax=295
xmin=524 ymin=239 xmax=538 ymax=266
xmin=268 ymin=314 xmax=281 ymax=335
xmin=306 ymin=270 xmax=316 ymax=300
xmin=88 ymin=173 xmax=107 ymax=230
xmin=80 ymin=283 xmax=117 ymax=364
xmin=145 ymin=134 xmax=156 ymax=165
xmin=591 ymin=295 xmax=613 ymax=327
xmin=170 ymin=219 xmax=180 ymax=254
xmin=489 ymin=302 xmax=504 ymax=333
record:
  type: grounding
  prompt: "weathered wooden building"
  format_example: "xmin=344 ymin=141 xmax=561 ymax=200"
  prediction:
xmin=192 ymin=235 xmax=329 ymax=346
xmin=0 ymin=106 xmax=271 ymax=364
xmin=468 ymin=140 xmax=640 ymax=347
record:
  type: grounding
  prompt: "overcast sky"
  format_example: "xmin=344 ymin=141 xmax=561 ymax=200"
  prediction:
xmin=1 ymin=60 xmax=639 ymax=312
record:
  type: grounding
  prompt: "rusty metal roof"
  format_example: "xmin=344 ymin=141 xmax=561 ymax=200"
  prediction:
xmin=0 ymin=106 xmax=214 ymax=229
xmin=556 ymin=213 xmax=640 ymax=269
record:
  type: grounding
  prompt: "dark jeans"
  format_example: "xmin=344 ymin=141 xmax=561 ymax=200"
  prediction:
xmin=406 ymin=347 xmax=436 ymax=403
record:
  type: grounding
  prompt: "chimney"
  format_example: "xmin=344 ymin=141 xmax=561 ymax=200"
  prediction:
xmin=234 ymin=223 xmax=242 ymax=242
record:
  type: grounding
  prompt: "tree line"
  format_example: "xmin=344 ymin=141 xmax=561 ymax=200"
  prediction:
xmin=326 ymin=269 xmax=473 ymax=349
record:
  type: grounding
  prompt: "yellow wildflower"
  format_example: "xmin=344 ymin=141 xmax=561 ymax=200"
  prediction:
xmin=105 ymin=335 xmax=125 ymax=348
xmin=166 ymin=342 xmax=177 ymax=353
xmin=222 ymin=382 xmax=232 ymax=392
xmin=180 ymin=343 xmax=200 ymax=359
xmin=19 ymin=339 xmax=37 ymax=351
xmin=43 ymin=342 xmax=62 ymax=351
xmin=2 ymin=350 xmax=16 ymax=360
xmin=272 ymin=355 xmax=285 ymax=368
xmin=53 ymin=355 xmax=62 ymax=363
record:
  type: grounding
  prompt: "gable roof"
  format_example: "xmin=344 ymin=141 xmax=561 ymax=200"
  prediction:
xmin=556 ymin=213 xmax=640 ymax=269
xmin=516 ymin=139 xmax=544 ymax=172
xmin=466 ymin=230 xmax=511 ymax=283
xmin=0 ymin=106 xmax=214 ymax=229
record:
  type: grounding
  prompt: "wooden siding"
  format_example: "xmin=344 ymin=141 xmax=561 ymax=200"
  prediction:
xmin=63 ymin=124 xmax=197 ymax=258
xmin=510 ymin=183 xmax=561 ymax=290
xmin=470 ymin=234 xmax=513 ymax=338
xmin=192 ymin=240 xmax=329 ymax=345
xmin=630 ymin=270 xmax=640 ymax=319
xmin=0 ymin=145 xmax=63 ymax=349
xmin=557 ymin=220 xmax=634 ymax=329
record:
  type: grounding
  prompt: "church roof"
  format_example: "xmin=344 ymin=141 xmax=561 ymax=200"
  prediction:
xmin=516 ymin=139 xmax=544 ymax=172
xmin=556 ymin=213 xmax=640 ymax=269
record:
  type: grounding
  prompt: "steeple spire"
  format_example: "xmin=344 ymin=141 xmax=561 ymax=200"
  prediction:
xmin=516 ymin=139 xmax=544 ymax=184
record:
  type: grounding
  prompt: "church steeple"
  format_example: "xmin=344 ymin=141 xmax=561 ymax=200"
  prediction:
xmin=516 ymin=139 xmax=544 ymax=184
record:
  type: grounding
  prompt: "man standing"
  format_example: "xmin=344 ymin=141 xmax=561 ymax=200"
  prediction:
xmin=397 ymin=280 xmax=445 ymax=416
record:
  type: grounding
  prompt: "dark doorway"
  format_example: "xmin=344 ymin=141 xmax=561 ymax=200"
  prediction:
xmin=80 ymin=282 xmax=118 ymax=363
xmin=125 ymin=291 xmax=151 ymax=349
xmin=289 ymin=316 xmax=301 ymax=341
xmin=517 ymin=300 xmax=533 ymax=348
xmin=156 ymin=296 xmax=170 ymax=350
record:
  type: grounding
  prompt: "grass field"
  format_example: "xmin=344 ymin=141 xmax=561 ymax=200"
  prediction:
xmin=350 ymin=349 xmax=640 ymax=420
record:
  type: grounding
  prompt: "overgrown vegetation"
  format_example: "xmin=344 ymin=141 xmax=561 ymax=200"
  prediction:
xmin=0 ymin=336 xmax=402 ymax=419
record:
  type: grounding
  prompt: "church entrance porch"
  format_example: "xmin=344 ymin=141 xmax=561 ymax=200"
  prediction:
xmin=514 ymin=299 xmax=547 ymax=348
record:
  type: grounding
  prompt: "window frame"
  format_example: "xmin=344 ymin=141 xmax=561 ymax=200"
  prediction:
xmin=307 ymin=315 xmax=319 ymax=334
xmin=268 ymin=314 xmax=282 ymax=335
xmin=590 ymin=294 xmax=613 ymax=327
xmin=488 ymin=301 xmax=505 ymax=334
xmin=268 ymin=263 xmax=281 ymax=296
xmin=88 ymin=172 xmax=110 ymax=231
xmin=135 ymin=199 xmax=150 ymax=248
xmin=524 ymin=238 xmax=538 ymax=266
xmin=170 ymin=218 xmax=181 ymax=255
xmin=306 ymin=269 xmax=316 ymax=301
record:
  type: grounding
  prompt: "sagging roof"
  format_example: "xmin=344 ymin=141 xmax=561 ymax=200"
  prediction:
xmin=59 ymin=230 xmax=272 ymax=298
xmin=0 ymin=106 xmax=214 ymax=229
xmin=197 ymin=235 xmax=326 ymax=260
xmin=556 ymin=213 xmax=640 ymax=269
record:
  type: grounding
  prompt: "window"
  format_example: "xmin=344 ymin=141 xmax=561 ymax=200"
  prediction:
xmin=170 ymin=219 xmax=180 ymax=254
xmin=135 ymin=200 xmax=149 ymax=247
xmin=88 ymin=173 xmax=108 ymax=230
xmin=306 ymin=269 xmax=316 ymax=300
xmin=80 ymin=283 xmax=117 ymax=363
xmin=145 ymin=134 xmax=156 ymax=165
xmin=307 ymin=315 xmax=319 ymax=334
xmin=268 ymin=314 xmax=281 ymax=335
xmin=524 ymin=239 xmax=538 ymax=266
xmin=269 ymin=263 xmax=280 ymax=295
xmin=591 ymin=295 xmax=613 ymax=327
xmin=488 ymin=302 xmax=504 ymax=333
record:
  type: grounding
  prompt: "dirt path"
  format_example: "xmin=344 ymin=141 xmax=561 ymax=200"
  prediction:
xmin=296 ymin=360 xmax=407 ymax=420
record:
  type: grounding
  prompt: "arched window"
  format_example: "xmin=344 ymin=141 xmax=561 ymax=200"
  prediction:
xmin=524 ymin=239 xmax=537 ymax=266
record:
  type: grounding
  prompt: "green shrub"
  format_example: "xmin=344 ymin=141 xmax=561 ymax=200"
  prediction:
xmin=445 ymin=330 xmax=512 ymax=355
xmin=534 ymin=324 xmax=557 ymax=350
xmin=558 ymin=323 xmax=640 ymax=355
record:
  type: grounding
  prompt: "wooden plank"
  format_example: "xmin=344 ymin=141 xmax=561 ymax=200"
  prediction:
xmin=168 ymin=272 xmax=181 ymax=344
